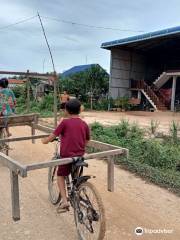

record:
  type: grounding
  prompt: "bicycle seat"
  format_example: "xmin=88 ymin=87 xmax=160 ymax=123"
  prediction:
xmin=72 ymin=157 xmax=88 ymax=167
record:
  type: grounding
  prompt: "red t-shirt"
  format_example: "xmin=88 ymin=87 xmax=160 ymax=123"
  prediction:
xmin=53 ymin=118 xmax=90 ymax=157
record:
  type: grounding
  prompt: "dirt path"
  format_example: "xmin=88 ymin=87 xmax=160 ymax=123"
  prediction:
xmin=41 ymin=111 xmax=180 ymax=135
xmin=0 ymin=126 xmax=180 ymax=240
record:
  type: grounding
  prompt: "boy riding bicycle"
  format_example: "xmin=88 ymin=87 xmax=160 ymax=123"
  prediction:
xmin=42 ymin=99 xmax=90 ymax=212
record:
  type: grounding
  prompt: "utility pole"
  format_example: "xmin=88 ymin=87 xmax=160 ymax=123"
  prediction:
xmin=37 ymin=12 xmax=57 ymax=127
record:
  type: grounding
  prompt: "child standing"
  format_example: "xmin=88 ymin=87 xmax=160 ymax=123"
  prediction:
xmin=42 ymin=99 xmax=90 ymax=212
xmin=0 ymin=78 xmax=16 ymax=136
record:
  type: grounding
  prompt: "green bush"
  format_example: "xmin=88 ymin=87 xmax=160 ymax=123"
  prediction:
xmin=38 ymin=94 xmax=54 ymax=111
xmin=13 ymin=85 xmax=26 ymax=99
xmin=91 ymin=122 xmax=180 ymax=194
xmin=115 ymin=97 xmax=131 ymax=110
xmin=170 ymin=121 xmax=180 ymax=144
xmin=83 ymin=98 xmax=114 ymax=111
xmin=141 ymin=140 xmax=178 ymax=169
xmin=116 ymin=157 xmax=180 ymax=196
xmin=114 ymin=120 xmax=130 ymax=138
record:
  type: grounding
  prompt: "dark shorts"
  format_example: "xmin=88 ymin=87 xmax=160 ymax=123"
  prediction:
xmin=60 ymin=102 xmax=66 ymax=110
xmin=57 ymin=163 xmax=72 ymax=176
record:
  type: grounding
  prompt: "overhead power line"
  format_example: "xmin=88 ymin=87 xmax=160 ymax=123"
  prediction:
xmin=41 ymin=15 xmax=144 ymax=33
xmin=0 ymin=15 xmax=37 ymax=31
xmin=0 ymin=14 xmax=144 ymax=33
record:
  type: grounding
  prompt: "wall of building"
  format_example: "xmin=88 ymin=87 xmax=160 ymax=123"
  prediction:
xmin=145 ymin=48 xmax=180 ymax=84
xmin=109 ymin=48 xmax=146 ymax=99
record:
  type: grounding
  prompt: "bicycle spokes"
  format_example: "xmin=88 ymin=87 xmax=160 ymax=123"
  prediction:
xmin=75 ymin=182 xmax=105 ymax=240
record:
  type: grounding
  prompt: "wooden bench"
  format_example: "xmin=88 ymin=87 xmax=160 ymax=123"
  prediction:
xmin=0 ymin=113 xmax=39 ymax=127
xmin=0 ymin=113 xmax=39 ymax=144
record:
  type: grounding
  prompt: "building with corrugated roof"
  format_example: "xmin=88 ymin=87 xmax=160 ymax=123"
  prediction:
xmin=101 ymin=26 xmax=180 ymax=111
xmin=61 ymin=64 xmax=106 ymax=77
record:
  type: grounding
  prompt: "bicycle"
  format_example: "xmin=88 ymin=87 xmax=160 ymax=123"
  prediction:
xmin=48 ymin=138 xmax=106 ymax=240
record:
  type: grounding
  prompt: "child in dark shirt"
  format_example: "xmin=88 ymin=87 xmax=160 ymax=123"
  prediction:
xmin=42 ymin=99 xmax=90 ymax=212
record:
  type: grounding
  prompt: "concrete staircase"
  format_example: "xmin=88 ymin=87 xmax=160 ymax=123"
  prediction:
xmin=136 ymin=80 xmax=167 ymax=111
xmin=153 ymin=72 xmax=171 ymax=89
xmin=141 ymin=90 xmax=157 ymax=110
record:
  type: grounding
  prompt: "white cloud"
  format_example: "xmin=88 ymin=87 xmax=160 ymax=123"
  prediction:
xmin=0 ymin=0 xmax=180 ymax=73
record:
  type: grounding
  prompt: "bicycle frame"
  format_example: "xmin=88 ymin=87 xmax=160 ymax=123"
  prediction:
xmin=65 ymin=160 xmax=90 ymax=206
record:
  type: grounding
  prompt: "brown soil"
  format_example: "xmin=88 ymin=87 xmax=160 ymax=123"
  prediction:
xmin=41 ymin=111 xmax=180 ymax=135
xmin=0 ymin=125 xmax=180 ymax=240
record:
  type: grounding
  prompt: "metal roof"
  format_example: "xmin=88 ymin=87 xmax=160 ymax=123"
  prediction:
xmin=101 ymin=26 xmax=180 ymax=50
xmin=62 ymin=64 xmax=97 ymax=77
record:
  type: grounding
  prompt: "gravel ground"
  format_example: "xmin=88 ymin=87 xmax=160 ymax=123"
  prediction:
xmin=0 ymin=125 xmax=180 ymax=240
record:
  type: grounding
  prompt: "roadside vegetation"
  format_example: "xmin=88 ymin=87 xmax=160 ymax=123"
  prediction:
xmin=14 ymin=65 xmax=133 ymax=114
xmin=90 ymin=121 xmax=180 ymax=195
xmin=13 ymin=85 xmax=54 ymax=117
xmin=12 ymin=70 xmax=180 ymax=195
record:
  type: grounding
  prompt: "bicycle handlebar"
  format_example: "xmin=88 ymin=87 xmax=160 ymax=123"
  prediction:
xmin=51 ymin=137 xmax=60 ymax=142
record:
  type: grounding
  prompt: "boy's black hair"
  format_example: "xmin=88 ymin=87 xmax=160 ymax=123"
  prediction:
xmin=4 ymin=78 xmax=9 ymax=88
xmin=0 ymin=78 xmax=8 ymax=88
xmin=65 ymin=99 xmax=81 ymax=115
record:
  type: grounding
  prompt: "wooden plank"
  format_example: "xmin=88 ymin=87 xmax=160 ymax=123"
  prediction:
xmin=26 ymin=149 xmax=124 ymax=171
xmin=88 ymin=140 xmax=128 ymax=152
xmin=0 ymin=70 xmax=54 ymax=78
xmin=34 ymin=124 xmax=53 ymax=133
xmin=107 ymin=157 xmax=114 ymax=192
xmin=2 ymin=122 xmax=33 ymax=128
xmin=0 ymin=134 xmax=49 ymax=143
xmin=0 ymin=113 xmax=39 ymax=127
xmin=0 ymin=152 xmax=27 ymax=177
xmin=35 ymin=124 xmax=129 ymax=155
xmin=10 ymin=170 xmax=20 ymax=221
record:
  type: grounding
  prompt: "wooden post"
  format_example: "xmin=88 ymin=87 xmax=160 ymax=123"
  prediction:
xmin=31 ymin=115 xmax=38 ymax=144
xmin=26 ymin=70 xmax=30 ymax=113
xmin=10 ymin=170 xmax=20 ymax=221
xmin=171 ymin=76 xmax=177 ymax=111
xmin=107 ymin=157 xmax=114 ymax=192
xmin=53 ymin=73 xmax=58 ymax=128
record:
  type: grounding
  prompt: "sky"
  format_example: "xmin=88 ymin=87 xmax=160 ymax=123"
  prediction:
xmin=0 ymin=0 xmax=180 ymax=74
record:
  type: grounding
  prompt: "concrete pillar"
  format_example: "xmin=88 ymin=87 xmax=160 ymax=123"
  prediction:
xmin=171 ymin=76 xmax=177 ymax=111
xmin=138 ymin=90 xmax=141 ymax=100
xmin=108 ymin=52 xmax=113 ymax=111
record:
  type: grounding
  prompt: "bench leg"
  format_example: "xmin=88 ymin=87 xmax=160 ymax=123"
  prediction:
xmin=32 ymin=115 xmax=38 ymax=144
xmin=31 ymin=123 xmax=35 ymax=144
xmin=10 ymin=170 xmax=20 ymax=221
xmin=107 ymin=157 xmax=114 ymax=192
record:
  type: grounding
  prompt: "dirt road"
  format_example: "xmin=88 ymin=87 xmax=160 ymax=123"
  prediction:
xmin=41 ymin=111 xmax=180 ymax=135
xmin=0 ymin=126 xmax=180 ymax=240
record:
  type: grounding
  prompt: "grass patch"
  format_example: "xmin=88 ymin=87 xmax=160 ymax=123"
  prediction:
xmin=91 ymin=121 xmax=180 ymax=195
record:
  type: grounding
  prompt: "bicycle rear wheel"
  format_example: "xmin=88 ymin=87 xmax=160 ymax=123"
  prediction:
xmin=48 ymin=166 xmax=61 ymax=205
xmin=74 ymin=182 xmax=106 ymax=240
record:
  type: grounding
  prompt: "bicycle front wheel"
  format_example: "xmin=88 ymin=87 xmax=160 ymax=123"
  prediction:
xmin=48 ymin=166 xmax=61 ymax=205
xmin=74 ymin=182 xmax=106 ymax=240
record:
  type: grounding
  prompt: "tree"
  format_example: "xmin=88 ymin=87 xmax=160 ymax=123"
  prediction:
xmin=59 ymin=64 xmax=109 ymax=106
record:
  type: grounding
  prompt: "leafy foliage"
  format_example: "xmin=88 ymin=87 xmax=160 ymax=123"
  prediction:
xmin=169 ymin=121 xmax=180 ymax=144
xmin=91 ymin=122 xmax=180 ymax=194
xmin=60 ymin=64 xmax=109 ymax=104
